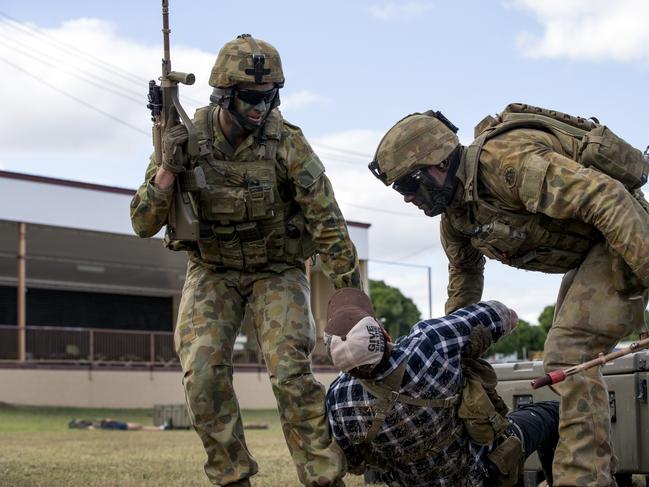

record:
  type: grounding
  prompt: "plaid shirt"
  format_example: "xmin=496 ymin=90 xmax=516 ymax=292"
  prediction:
xmin=326 ymin=301 xmax=509 ymax=487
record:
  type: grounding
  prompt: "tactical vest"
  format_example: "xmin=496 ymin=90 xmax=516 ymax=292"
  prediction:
xmin=178 ymin=107 xmax=316 ymax=270
xmin=451 ymin=103 xmax=649 ymax=274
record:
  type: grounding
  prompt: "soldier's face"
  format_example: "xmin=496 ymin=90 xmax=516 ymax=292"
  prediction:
xmin=233 ymin=82 xmax=276 ymax=126
xmin=399 ymin=165 xmax=454 ymax=217
xmin=424 ymin=165 xmax=448 ymax=186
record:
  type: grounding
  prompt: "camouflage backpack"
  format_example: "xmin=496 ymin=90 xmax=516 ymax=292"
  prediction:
xmin=465 ymin=103 xmax=649 ymax=196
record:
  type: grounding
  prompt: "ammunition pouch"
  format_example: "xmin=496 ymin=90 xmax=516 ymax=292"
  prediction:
xmin=196 ymin=223 xmax=267 ymax=270
xmin=485 ymin=433 xmax=524 ymax=487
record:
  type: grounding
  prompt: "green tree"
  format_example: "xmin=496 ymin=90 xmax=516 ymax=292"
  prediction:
xmin=488 ymin=319 xmax=547 ymax=360
xmin=369 ymin=279 xmax=421 ymax=339
xmin=538 ymin=305 xmax=555 ymax=335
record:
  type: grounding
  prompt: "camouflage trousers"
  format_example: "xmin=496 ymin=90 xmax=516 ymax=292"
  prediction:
xmin=544 ymin=244 xmax=648 ymax=487
xmin=174 ymin=262 xmax=346 ymax=486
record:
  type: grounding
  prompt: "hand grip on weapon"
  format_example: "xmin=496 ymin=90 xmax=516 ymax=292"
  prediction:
xmin=162 ymin=124 xmax=189 ymax=174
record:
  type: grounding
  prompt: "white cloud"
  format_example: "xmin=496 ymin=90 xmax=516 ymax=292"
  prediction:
xmin=281 ymin=90 xmax=330 ymax=112
xmin=510 ymin=0 xmax=649 ymax=61
xmin=369 ymin=2 xmax=433 ymax=21
xmin=0 ymin=17 xmax=214 ymax=180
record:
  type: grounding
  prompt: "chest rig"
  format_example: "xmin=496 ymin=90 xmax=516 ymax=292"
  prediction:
xmin=178 ymin=106 xmax=315 ymax=270
xmin=446 ymin=203 xmax=597 ymax=274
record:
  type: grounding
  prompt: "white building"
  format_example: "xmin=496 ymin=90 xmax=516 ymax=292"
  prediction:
xmin=0 ymin=170 xmax=369 ymax=407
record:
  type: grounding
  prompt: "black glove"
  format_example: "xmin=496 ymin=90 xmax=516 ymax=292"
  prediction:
xmin=162 ymin=124 xmax=189 ymax=173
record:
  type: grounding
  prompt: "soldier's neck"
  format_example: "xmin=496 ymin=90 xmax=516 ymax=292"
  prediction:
xmin=218 ymin=109 xmax=249 ymax=149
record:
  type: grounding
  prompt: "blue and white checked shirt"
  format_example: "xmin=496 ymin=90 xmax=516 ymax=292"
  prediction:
xmin=326 ymin=301 xmax=510 ymax=487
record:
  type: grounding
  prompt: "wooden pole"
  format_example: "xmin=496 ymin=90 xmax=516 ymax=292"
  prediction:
xmin=17 ymin=222 xmax=26 ymax=362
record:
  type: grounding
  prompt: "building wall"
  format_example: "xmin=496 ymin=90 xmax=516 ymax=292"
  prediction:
xmin=0 ymin=367 xmax=340 ymax=409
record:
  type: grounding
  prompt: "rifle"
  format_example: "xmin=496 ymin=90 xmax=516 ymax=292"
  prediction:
xmin=531 ymin=336 xmax=649 ymax=389
xmin=147 ymin=0 xmax=204 ymax=241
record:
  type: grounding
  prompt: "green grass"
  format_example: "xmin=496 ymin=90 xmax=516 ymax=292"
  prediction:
xmin=0 ymin=403 xmax=376 ymax=487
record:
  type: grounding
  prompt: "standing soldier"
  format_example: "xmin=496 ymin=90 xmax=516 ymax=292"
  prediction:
xmin=131 ymin=34 xmax=360 ymax=487
xmin=368 ymin=104 xmax=649 ymax=487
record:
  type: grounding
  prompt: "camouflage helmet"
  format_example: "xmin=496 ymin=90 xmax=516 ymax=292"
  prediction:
xmin=370 ymin=111 xmax=460 ymax=185
xmin=209 ymin=34 xmax=285 ymax=88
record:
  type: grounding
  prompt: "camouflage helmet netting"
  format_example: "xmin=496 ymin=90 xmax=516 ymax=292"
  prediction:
xmin=375 ymin=113 xmax=460 ymax=184
xmin=209 ymin=35 xmax=285 ymax=88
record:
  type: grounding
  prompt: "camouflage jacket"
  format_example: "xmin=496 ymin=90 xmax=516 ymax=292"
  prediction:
xmin=442 ymin=128 xmax=649 ymax=312
xmin=130 ymin=108 xmax=360 ymax=289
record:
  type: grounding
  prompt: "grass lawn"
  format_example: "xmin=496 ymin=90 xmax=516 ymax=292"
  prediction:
xmin=0 ymin=403 xmax=377 ymax=487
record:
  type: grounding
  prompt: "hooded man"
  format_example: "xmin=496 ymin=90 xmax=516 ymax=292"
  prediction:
xmin=325 ymin=288 xmax=560 ymax=487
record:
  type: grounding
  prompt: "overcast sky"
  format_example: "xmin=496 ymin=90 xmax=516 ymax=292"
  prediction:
xmin=1 ymin=0 xmax=647 ymax=323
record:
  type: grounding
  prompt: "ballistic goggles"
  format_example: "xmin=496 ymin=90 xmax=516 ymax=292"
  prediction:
xmin=392 ymin=169 xmax=431 ymax=196
xmin=236 ymin=87 xmax=277 ymax=106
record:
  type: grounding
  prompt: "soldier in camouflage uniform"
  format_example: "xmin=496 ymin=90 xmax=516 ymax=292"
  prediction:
xmin=130 ymin=34 xmax=360 ymax=487
xmin=368 ymin=106 xmax=649 ymax=487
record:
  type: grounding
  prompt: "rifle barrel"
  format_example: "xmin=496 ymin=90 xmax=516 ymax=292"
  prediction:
xmin=162 ymin=0 xmax=171 ymax=76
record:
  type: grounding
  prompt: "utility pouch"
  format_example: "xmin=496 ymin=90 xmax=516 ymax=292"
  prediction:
xmin=458 ymin=376 xmax=508 ymax=444
xmin=579 ymin=125 xmax=649 ymax=190
xmin=236 ymin=222 xmax=268 ymax=269
xmin=245 ymin=180 xmax=275 ymax=220
xmin=458 ymin=358 xmax=509 ymax=445
xmin=196 ymin=233 xmax=222 ymax=265
xmin=486 ymin=435 xmax=524 ymax=487
xmin=200 ymin=186 xmax=247 ymax=222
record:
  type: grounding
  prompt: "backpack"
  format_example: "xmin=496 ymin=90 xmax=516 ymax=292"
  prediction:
xmin=469 ymin=103 xmax=649 ymax=191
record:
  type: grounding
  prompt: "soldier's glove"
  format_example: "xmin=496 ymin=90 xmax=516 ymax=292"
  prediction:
xmin=162 ymin=124 xmax=189 ymax=173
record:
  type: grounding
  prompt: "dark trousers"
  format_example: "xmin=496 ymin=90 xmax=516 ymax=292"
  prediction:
xmin=508 ymin=400 xmax=560 ymax=485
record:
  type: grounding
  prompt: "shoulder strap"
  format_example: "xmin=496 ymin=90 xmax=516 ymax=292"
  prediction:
xmin=255 ymin=109 xmax=283 ymax=160
xmin=193 ymin=106 xmax=217 ymax=145
xmin=462 ymin=111 xmax=589 ymax=204
xmin=359 ymin=361 xmax=460 ymax=443
xmin=460 ymin=134 xmax=487 ymax=204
